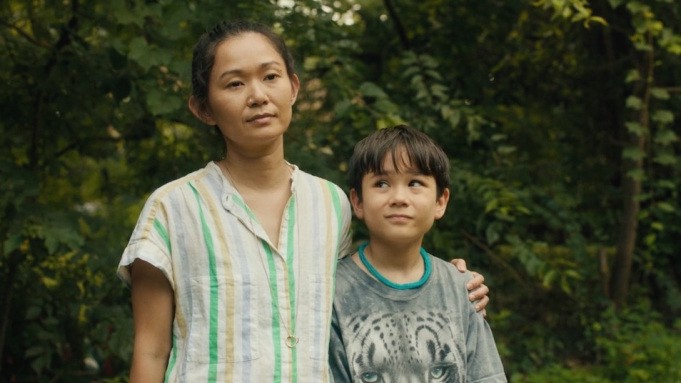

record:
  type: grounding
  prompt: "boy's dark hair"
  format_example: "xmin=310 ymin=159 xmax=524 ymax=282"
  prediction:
xmin=348 ymin=124 xmax=451 ymax=200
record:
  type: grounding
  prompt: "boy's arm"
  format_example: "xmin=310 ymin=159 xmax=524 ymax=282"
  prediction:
xmin=328 ymin=308 xmax=352 ymax=382
xmin=465 ymin=297 xmax=507 ymax=382
xmin=451 ymin=258 xmax=490 ymax=316
xmin=129 ymin=259 xmax=174 ymax=383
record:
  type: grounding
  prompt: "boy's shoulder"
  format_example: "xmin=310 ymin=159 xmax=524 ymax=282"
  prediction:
xmin=428 ymin=253 xmax=473 ymax=282
xmin=426 ymin=253 xmax=477 ymax=302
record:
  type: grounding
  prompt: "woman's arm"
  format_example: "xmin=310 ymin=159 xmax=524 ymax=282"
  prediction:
xmin=129 ymin=259 xmax=174 ymax=383
xmin=451 ymin=259 xmax=490 ymax=316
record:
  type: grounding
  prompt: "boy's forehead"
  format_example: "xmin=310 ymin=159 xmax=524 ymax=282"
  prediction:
xmin=382 ymin=149 xmax=413 ymax=168
xmin=367 ymin=151 xmax=420 ymax=174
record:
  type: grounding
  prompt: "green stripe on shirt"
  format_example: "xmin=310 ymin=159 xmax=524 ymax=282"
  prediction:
xmin=190 ymin=184 xmax=219 ymax=381
xmin=154 ymin=218 xmax=171 ymax=252
xmin=263 ymin=241 xmax=283 ymax=381
xmin=287 ymin=197 xmax=298 ymax=383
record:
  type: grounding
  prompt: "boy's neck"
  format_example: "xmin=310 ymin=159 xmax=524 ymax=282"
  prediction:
xmin=355 ymin=240 xmax=425 ymax=285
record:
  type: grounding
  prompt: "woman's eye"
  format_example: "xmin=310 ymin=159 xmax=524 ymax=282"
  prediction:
xmin=264 ymin=73 xmax=280 ymax=81
xmin=226 ymin=81 xmax=242 ymax=88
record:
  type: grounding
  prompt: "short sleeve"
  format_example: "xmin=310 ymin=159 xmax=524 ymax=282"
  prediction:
xmin=117 ymin=192 xmax=175 ymax=290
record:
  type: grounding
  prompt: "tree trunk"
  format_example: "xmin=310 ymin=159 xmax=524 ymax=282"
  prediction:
xmin=609 ymin=34 xmax=654 ymax=309
xmin=610 ymin=135 xmax=644 ymax=309
xmin=0 ymin=252 xmax=19 ymax=377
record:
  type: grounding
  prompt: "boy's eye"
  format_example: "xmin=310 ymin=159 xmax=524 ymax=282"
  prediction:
xmin=409 ymin=179 xmax=425 ymax=187
xmin=373 ymin=180 xmax=389 ymax=188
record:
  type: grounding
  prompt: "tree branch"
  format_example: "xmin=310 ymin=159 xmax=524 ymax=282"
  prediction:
xmin=460 ymin=230 xmax=532 ymax=290
xmin=0 ymin=19 xmax=51 ymax=49
xmin=382 ymin=0 xmax=410 ymax=49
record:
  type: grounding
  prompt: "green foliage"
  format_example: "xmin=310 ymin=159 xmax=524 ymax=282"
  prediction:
xmin=511 ymin=307 xmax=681 ymax=382
xmin=1 ymin=0 xmax=680 ymax=381
xmin=513 ymin=364 xmax=613 ymax=383
xmin=596 ymin=307 xmax=681 ymax=382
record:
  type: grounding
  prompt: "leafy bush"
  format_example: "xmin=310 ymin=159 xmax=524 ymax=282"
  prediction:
xmin=512 ymin=306 xmax=681 ymax=383
xmin=512 ymin=364 xmax=613 ymax=383
xmin=596 ymin=308 xmax=681 ymax=383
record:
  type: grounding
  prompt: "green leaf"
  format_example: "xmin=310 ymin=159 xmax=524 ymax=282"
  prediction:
xmin=498 ymin=145 xmax=517 ymax=155
xmin=484 ymin=198 xmax=499 ymax=214
xmin=626 ymin=168 xmax=646 ymax=181
xmin=440 ymin=105 xmax=461 ymax=127
xmin=146 ymin=88 xmax=182 ymax=116
xmin=651 ymin=222 xmax=664 ymax=231
xmin=359 ymin=82 xmax=388 ymax=99
xmin=622 ymin=147 xmax=646 ymax=161
xmin=485 ymin=221 xmax=502 ymax=245
xmin=625 ymin=122 xmax=645 ymax=135
xmin=626 ymin=96 xmax=642 ymax=110
xmin=653 ymin=152 xmax=677 ymax=165
xmin=625 ymin=69 xmax=641 ymax=83
xmin=654 ymin=129 xmax=678 ymax=144
xmin=3 ymin=234 xmax=22 ymax=255
xmin=25 ymin=346 xmax=45 ymax=358
xmin=564 ymin=270 xmax=582 ymax=279
xmin=609 ymin=0 xmax=625 ymax=8
xmin=656 ymin=202 xmax=675 ymax=213
xmin=30 ymin=354 xmax=51 ymax=375
xmin=652 ymin=110 xmax=674 ymax=124
xmin=650 ymin=88 xmax=670 ymax=100
xmin=542 ymin=269 xmax=557 ymax=288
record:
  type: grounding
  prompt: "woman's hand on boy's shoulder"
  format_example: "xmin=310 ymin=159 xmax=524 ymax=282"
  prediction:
xmin=450 ymin=258 xmax=490 ymax=317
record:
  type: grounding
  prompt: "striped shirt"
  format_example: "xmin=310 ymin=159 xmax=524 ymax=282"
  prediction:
xmin=118 ymin=161 xmax=353 ymax=382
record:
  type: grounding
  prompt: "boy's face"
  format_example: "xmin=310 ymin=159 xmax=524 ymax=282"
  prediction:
xmin=350 ymin=149 xmax=449 ymax=247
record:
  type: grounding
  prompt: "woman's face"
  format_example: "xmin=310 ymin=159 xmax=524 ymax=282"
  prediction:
xmin=201 ymin=32 xmax=300 ymax=153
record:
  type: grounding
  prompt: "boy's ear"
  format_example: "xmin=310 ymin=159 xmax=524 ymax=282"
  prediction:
xmin=188 ymin=96 xmax=216 ymax=126
xmin=434 ymin=188 xmax=450 ymax=220
xmin=349 ymin=189 xmax=364 ymax=219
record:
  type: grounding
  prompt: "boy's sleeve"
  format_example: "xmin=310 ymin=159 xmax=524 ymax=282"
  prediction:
xmin=329 ymin=307 xmax=352 ymax=382
xmin=465 ymin=302 xmax=508 ymax=382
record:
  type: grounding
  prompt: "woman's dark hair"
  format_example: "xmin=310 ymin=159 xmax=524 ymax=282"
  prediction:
xmin=348 ymin=124 xmax=451 ymax=200
xmin=190 ymin=20 xmax=296 ymax=111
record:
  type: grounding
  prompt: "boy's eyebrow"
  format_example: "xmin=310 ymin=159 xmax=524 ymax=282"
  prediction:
xmin=367 ymin=168 xmax=425 ymax=176
xmin=218 ymin=61 xmax=283 ymax=79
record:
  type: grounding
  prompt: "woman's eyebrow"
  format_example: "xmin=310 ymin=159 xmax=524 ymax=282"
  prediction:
xmin=218 ymin=61 xmax=283 ymax=79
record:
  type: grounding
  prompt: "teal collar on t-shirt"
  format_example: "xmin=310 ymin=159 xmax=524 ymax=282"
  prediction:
xmin=358 ymin=242 xmax=431 ymax=290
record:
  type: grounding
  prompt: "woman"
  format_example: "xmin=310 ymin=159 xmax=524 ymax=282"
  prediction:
xmin=118 ymin=20 xmax=488 ymax=382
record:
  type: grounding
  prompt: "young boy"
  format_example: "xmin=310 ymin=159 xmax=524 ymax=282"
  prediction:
xmin=329 ymin=125 xmax=507 ymax=382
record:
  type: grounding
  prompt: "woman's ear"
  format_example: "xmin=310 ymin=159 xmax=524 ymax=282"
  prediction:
xmin=290 ymin=74 xmax=300 ymax=105
xmin=434 ymin=188 xmax=450 ymax=220
xmin=350 ymin=188 xmax=365 ymax=219
xmin=188 ymin=96 xmax=216 ymax=125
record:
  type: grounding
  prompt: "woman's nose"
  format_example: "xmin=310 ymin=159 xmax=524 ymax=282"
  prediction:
xmin=247 ymin=82 xmax=268 ymax=107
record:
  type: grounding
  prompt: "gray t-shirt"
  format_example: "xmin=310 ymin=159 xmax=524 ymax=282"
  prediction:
xmin=329 ymin=253 xmax=507 ymax=383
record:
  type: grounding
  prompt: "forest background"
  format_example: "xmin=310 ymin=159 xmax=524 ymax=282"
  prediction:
xmin=1 ymin=0 xmax=680 ymax=382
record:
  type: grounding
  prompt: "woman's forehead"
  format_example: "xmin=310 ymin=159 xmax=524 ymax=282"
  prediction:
xmin=214 ymin=32 xmax=283 ymax=67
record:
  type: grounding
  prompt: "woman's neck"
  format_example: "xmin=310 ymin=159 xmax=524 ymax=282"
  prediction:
xmin=219 ymin=152 xmax=291 ymax=192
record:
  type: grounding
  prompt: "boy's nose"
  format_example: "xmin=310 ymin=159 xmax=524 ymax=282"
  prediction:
xmin=389 ymin=186 xmax=409 ymax=206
